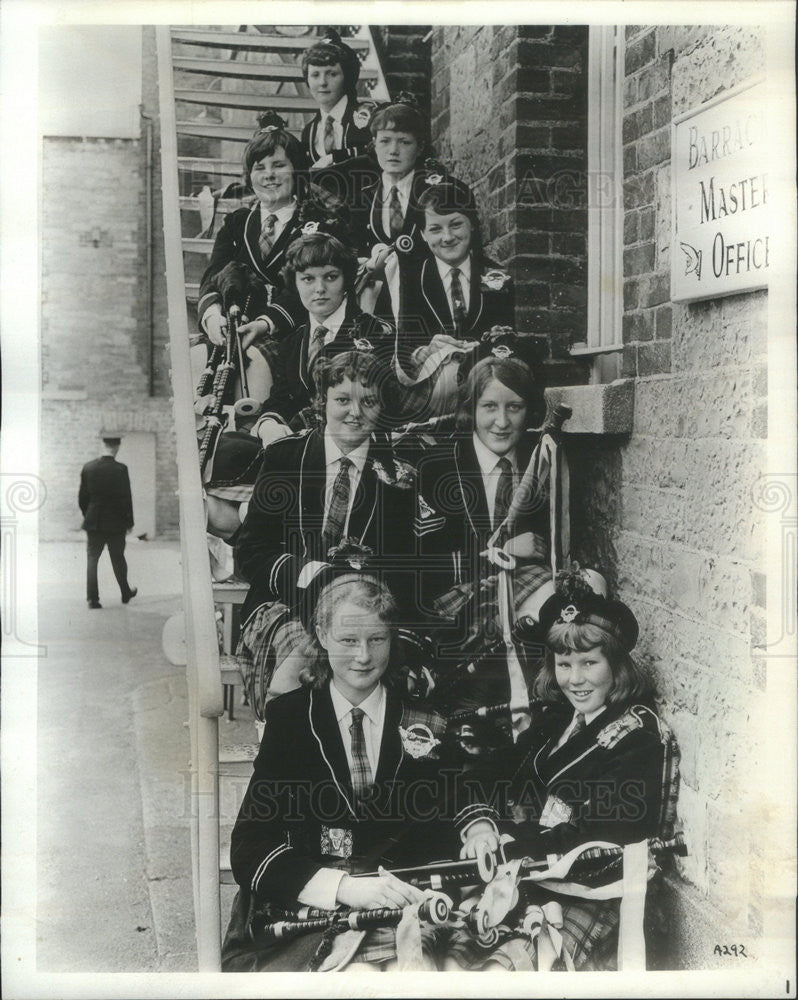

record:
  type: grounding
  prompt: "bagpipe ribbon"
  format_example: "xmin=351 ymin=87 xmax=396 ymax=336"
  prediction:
xmin=495 ymin=565 xmax=531 ymax=740
xmin=525 ymin=839 xmax=651 ymax=971
xmin=394 ymin=890 xmax=452 ymax=970
xmin=521 ymin=900 xmax=575 ymax=972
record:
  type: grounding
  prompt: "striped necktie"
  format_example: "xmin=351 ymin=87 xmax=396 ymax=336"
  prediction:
xmin=493 ymin=456 xmax=514 ymax=529
xmin=388 ymin=184 xmax=403 ymax=238
xmin=308 ymin=325 xmax=329 ymax=370
xmin=259 ymin=212 xmax=278 ymax=258
xmin=323 ymin=456 xmax=352 ymax=552
xmin=349 ymin=707 xmax=373 ymax=809
xmin=449 ymin=266 xmax=467 ymax=333
xmin=322 ymin=114 xmax=335 ymax=154
xmin=567 ymin=713 xmax=586 ymax=742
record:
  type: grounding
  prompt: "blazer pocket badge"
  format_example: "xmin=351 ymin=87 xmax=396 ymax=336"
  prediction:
xmin=321 ymin=825 xmax=353 ymax=859
xmin=414 ymin=493 xmax=445 ymax=536
xmin=539 ymin=794 xmax=573 ymax=828
xmin=399 ymin=723 xmax=440 ymax=759
xmin=481 ymin=268 xmax=511 ymax=292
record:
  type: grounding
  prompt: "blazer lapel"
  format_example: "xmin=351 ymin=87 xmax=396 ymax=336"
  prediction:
xmin=421 ymin=257 xmax=453 ymax=334
xmin=309 ymin=686 xmax=357 ymax=814
xmin=535 ymin=704 xmax=624 ymax=786
xmin=347 ymin=445 xmax=379 ymax=542
xmin=300 ymin=430 xmax=327 ymax=540
xmin=374 ymin=691 xmax=404 ymax=787
xmin=456 ymin=438 xmax=491 ymax=536
xmin=464 ymin=257 xmax=485 ymax=335
xmin=367 ymin=180 xmax=388 ymax=244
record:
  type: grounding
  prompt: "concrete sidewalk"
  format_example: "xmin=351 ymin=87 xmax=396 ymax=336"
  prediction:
xmin=36 ymin=539 xmax=198 ymax=972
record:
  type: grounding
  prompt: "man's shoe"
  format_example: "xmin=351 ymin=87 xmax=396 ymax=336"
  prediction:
xmin=122 ymin=587 xmax=138 ymax=604
xmin=88 ymin=600 xmax=102 ymax=609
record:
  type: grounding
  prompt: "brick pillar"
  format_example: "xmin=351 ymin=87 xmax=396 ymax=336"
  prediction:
xmin=371 ymin=26 xmax=431 ymax=110
xmin=430 ymin=25 xmax=589 ymax=378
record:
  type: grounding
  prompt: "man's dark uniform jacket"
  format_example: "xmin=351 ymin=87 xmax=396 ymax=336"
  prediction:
xmin=222 ymin=680 xmax=458 ymax=970
xmin=79 ymin=455 xmax=134 ymax=534
xmin=301 ymin=95 xmax=372 ymax=167
xmin=197 ymin=201 xmax=306 ymax=338
xmin=258 ymin=297 xmax=393 ymax=427
xmin=235 ymin=428 xmax=417 ymax=624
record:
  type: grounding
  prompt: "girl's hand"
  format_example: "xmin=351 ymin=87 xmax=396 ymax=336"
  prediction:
xmin=459 ymin=820 xmax=500 ymax=860
xmin=204 ymin=309 xmax=228 ymax=347
xmin=310 ymin=153 xmax=334 ymax=170
xmin=237 ymin=318 xmax=272 ymax=350
xmin=336 ymin=867 xmax=426 ymax=910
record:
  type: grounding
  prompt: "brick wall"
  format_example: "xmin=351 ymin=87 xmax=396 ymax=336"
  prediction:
xmin=371 ymin=26 xmax=431 ymax=111
xmin=40 ymin=125 xmax=178 ymax=538
xmin=430 ymin=25 xmax=589 ymax=374
xmin=570 ymin=25 xmax=767 ymax=966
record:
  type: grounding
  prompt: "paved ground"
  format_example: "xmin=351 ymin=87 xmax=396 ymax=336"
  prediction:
xmin=36 ymin=539 xmax=199 ymax=972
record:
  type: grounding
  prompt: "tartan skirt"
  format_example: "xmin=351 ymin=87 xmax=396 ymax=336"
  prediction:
xmin=237 ymin=602 xmax=312 ymax=708
xmin=442 ymin=896 xmax=621 ymax=971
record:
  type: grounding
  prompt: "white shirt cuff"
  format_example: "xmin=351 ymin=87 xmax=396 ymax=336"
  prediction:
xmin=296 ymin=867 xmax=346 ymax=911
xmin=459 ymin=816 xmax=499 ymax=844
xmin=201 ymin=302 xmax=223 ymax=333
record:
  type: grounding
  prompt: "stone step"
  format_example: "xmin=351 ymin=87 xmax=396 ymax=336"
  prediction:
xmin=171 ymin=28 xmax=369 ymax=54
xmin=178 ymin=155 xmax=244 ymax=177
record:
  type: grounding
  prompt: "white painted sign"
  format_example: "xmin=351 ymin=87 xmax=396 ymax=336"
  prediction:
xmin=671 ymin=76 xmax=768 ymax=302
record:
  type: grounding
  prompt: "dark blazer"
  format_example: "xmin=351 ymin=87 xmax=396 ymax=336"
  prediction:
xmin=235 ymin=428 xmax=417 ymax=623
xmin=223 ymin=680 xmax=455 ymax=970
xmin=413 ymin=433 xmax=548 ymax=616
xmin=301 ymin=96 xmax=372 ymax=166
xmin=78 ymin=456 xmax=134 ymax=534
xmin=260 ymin=297 xmax=394 ymax=426
xmin=396 ymin=254 xmax=515 ymax=374
xmin=453 ymin=699 xmax=672 ymax=856
xmin=197 ymin=202 xmax=305 ymax=337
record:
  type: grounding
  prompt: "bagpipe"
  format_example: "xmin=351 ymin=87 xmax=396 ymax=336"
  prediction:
xmin=196 ymin=304 xmax=261 ymax=478
xmin=246 ymin=833 xmax=687 ymax=971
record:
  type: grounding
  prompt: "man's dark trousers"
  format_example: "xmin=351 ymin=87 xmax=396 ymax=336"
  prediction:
xmin=85 ymin=531 xmax=132 ymax=605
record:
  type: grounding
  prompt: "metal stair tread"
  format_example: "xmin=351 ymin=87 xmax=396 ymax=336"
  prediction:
xmin=177 ymin=121 xmax=302 ymax=143
xmin=173 ymin=55 xmax=377 ymax=82
xmin=171 ymin=28 xmax=369 ymax=53
xmin=180 ymin=195 xmax=248 ymax=213
xmin=183 ymin=236 xmax=214 ymax=254
xmin=178 ymin=155 xmax=244 ymax=174
xmin=176 ymin=89 xmax=319 ymax=112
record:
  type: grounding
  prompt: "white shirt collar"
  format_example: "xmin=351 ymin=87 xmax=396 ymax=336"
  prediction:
xmin=329 ymin=679 xmax=385 ymax=725
xmin=381 ymin=169 xmax=415 ymax=201
xmin=324 ymin=428 xmax=371 ymax=475
xmin=577 ymin=705 xmax=607 ymax=726
xmin=435 ymin=254 xmax=472 ymax=284
xmin=322 ymin=94 xmax=349 ymax=125
xmin=261 ymin=197 xmax=296 ymax=225
xmin=472 ymin=431 xmax=517 ymax=475
xmin=309 ymin=295 xmax=348 ymax=339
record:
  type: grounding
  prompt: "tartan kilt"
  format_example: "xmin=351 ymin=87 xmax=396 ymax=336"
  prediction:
xmin=237 ymin=602 xmax=310 ymax=714
xmin=443 ymin=896 xmax=621 ymax=971
xmin=433 ymin=560 xmax=551 ymax=634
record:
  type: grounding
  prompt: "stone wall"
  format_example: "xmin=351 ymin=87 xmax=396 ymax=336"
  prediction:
xmin=571 ymin=25 xmax=767 ymax=966
xmin=430 ymin=25 xmax=589 ymax=373
xmin=40 ymin=104 xmax=177 ymax=538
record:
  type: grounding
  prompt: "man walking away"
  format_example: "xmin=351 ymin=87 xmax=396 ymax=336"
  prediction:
xmin=79 ymin=435 xmax=137 ymax=609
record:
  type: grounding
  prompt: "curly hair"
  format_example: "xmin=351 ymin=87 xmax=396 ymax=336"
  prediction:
xmin=299 ymin=574 xmax=399 ymax=688
xmin=281 ymin=232 xmax=359 ymax=295
xmin=310 ymin=349 xmax=399 ymax=429
xmin=456 ymin=355 xmax=542 ymax=434
xmin=243 ymin=124 xmax=308 ymax=195
xmin=533 ymin=621 xmax=653 ymax=708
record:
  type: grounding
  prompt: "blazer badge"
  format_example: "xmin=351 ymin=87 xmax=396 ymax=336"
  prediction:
xmin=320 ymin=824 xmax=353 ymax=859
xmin=399 ymin=723 xmax=441 ymax=759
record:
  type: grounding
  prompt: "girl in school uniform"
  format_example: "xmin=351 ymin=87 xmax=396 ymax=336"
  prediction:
xmin=222 ymin=572 xmax=453 ymax=972
xmin=413 ymin=351 xmax=550 ymax=712
xmin=446 ymin=570 xmax=680 ymax=971
xmin=299 ymin=29 xmax=374 ymax=169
